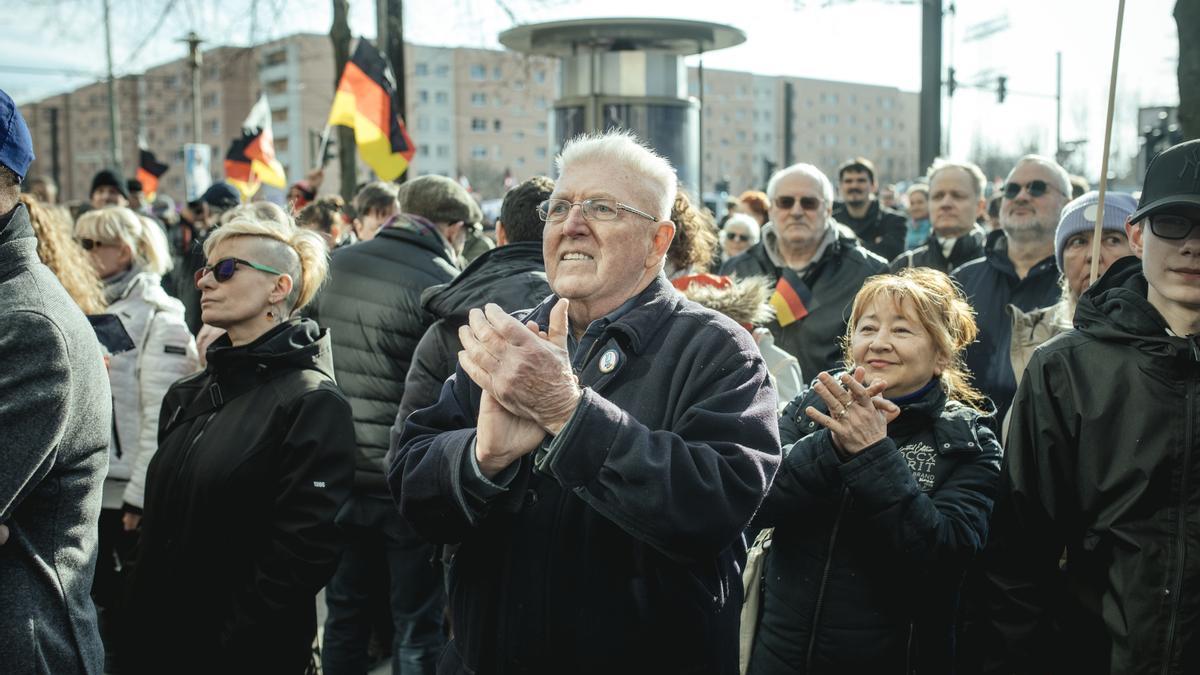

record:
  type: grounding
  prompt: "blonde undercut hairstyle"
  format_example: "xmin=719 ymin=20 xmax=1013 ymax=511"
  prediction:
xmin=204 ymin=202 xmax=329 ymax=316
xmin=842 ymin=267 xmax=986 ymax=411
xmin=555 ymin=129 xmax=677 ymax=222
xmin=74 ymin=206 xmax=173 ymax=276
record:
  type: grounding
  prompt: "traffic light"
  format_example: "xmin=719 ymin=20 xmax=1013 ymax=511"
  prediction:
xmin=997 ymin=76 xmax=1008 ymax=104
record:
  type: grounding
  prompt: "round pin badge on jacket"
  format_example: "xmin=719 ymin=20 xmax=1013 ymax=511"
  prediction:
xmin=599 ymin=349 xmax=619 ymax=373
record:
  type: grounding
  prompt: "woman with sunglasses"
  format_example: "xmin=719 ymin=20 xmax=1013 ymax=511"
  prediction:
xmin=123 ymin=203 xmax=355 ymax=674
xmin=721 ymin=213 xmax=761 ymax=263
xmin=73 ymin=206 xmax=200 ymax=664
xmin=744 ymin=268 xmax=1002 ymax=674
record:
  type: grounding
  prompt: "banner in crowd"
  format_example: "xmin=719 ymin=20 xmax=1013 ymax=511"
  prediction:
xmin=327 ymin=39 xmax=416 ymax=181
xmin=183 ymin=143 xmax=211 ymax=202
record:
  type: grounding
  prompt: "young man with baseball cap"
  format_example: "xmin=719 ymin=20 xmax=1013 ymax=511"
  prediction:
xmin=0 ymin=88 xmax=112 ymax=673
xmin=981 ymin=138 xmax=1200 ymax=673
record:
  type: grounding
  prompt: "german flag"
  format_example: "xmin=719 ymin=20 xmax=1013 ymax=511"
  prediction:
xmin=769 ymin=268 xmax=812 ymax=327
xmin=326 ymin=40 xmax=415 ymax=181
xmin=224 ymin=94 xmax=287 ymax=192
xmin=136 ymin=148 xmax=168 ymax=201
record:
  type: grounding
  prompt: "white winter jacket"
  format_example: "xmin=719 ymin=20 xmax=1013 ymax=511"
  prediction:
xmin=103 ymin=272 xmax=200 ymax=510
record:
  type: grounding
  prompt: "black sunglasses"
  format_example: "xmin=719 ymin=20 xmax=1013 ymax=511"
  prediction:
xmin=724 ymin=232 xmax=751 ymax=242
xmin=194 ymin=257 xmax=285 ymax=287
xmin=773 ymin=195 xmax=823 ymax=211
xmin=1003 ymin=180 xmax=1063 ymax=200
xmin=1148 ymin=214 xmax=1200 ymax=240
xmin=78 ymin=238 xmax=109 ymax=251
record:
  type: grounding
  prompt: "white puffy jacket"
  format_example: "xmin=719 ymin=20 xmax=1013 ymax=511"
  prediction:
xmin=103 ymin=272 xmax=200 ymax=510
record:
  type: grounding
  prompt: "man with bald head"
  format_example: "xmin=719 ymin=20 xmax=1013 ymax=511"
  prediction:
xmin=390 ymin=130 xmax=780 ymax=672
xmin=952 ymin=154 xmax=1071 ymax=417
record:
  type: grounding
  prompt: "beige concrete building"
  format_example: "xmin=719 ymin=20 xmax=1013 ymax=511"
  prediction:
xmin=19 ymin=34 xmax=916 ymax=206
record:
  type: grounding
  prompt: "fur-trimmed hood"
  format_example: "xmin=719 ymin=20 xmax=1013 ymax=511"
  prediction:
xmin=678 ymin=274 xmax=775 ymax=327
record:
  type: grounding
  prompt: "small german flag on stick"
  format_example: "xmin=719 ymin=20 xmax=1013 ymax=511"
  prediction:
xmin=326 ymin=39 xmax=416 ymax=181
xmin=769 ymin=268 xmax=812 ymax=327
xmin=136 ymin=148 xmax=168 ymax=202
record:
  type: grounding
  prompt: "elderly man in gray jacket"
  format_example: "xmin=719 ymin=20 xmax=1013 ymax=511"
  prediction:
xmin=0 ymin=90 xmax=111 ymax=674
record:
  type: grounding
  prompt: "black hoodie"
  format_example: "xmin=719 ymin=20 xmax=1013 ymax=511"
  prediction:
xmin=124 ymin=319 xmax=355 ymax=674
xmin=981 ymin=255 xmax=1200 ymax=674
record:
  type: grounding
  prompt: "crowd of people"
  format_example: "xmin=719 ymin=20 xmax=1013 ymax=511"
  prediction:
xmin=3 ymin=79 xmax=1200 ymax=675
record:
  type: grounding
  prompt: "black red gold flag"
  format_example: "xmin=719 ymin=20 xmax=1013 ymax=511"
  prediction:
xmin=326 ymin=40 xmax=416 ymax=181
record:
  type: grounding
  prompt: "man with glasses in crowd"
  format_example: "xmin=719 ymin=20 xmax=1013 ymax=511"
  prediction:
xmin=722 ymin=162 xmax=888 ymax=381
xmin=832 ymin=157 xmax=909 ymax=262
xmin=982 ymin=139 xmax=1200 ymax=674
xmin=390 ymin=130 xmax=780 ymax=671
xmin=952 ymin=155 xmax=1070 ymax=417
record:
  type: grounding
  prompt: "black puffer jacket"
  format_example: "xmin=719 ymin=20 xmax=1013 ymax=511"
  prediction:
xmin=124 ymin=320 xmax=355 ymax=674
xmin=890 ymin=225 xmax=986 ymax=274
xmin=980 ymin=256 xmax=1200 ymax=675
xmin=395 ymin=240 xmax=548 ymax=424
xmin=749 ymin=377 xmax=1002 ymax=675
xmin=721 ymin=227 xmax=888 ymax=381
xmin=308 ymin=220 xmax=459 ymax=493
xmin=832 ymin=201 xmax=908 ymax=263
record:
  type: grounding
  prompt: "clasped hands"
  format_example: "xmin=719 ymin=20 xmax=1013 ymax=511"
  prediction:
xmin=805 ymin=368 xmax=901 ymax=455
xmin=458 ymin=299 xmax=580 ymax=479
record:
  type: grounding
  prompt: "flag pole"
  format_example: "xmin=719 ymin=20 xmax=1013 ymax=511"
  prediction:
xmin=1089 ymin=0 xmax=1126 ymax=286
xmin=316 ymin=123 xmax=332 ymax=168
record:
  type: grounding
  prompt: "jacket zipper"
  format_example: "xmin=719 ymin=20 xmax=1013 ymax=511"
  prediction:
xmin=1162 ymin=340 xmax=1199 ymax=673
xmin=805 ymin=488 xmax=850 ymax=672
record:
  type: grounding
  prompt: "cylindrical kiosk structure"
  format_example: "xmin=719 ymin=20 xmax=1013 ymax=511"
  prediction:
xmin=499 ymin=18 xmax=746 ymax=195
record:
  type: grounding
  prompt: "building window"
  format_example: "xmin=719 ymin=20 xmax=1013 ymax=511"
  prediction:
xmin=534 ymin=70 xmax=546 ymax=84
xmin=470 ymin=64 xmax=486 ymax=80
xmin=275 ymin=137 xmax=288 ymax=152
xmin=511 ymin=104 xmax=524 ymax=115
xmin=536 ymin=121 xmax=547 ymax=132
xmin=437 ymin=118 xmax=450 ymax=132
xmin=435 ymin=91 xmax=449 ymax=105
xmin=271 ymin=108 xmax=287 ymax=124
xmin=492 ymin=144 xmax=501 ymax=158
xmin=513 ymin=80 xmax=525 ymax=91
xmin=471 ymin=117 xmax=487 ymax=131
xmin=493 ymin=119 xmax=502 ymax=132
xmin=266 ymin=79 xmax=287 ymax=95
xmin=418 ymin=144 xmax=429 ymax=157
xmin=881 ymin=97 xmax=894 ymax=110
xmin=418 ymin=89 xmax=429 ymax=103
xmin=493 ymin=66 xmax=502 ymax=80
xmin=416 ymin=116 xmax=430 ymax=131
xmin=435 ymin=64 xmax=450 ymax=78
xmin=436 ymin=145 xmax=450 ymax=158
xmin=415 ymin=62 xmax=428 ymax=77
xmin=535 ymin=147 xmax=547 ymax=159
xmin=264 ymin=50 xmax=287 ymax=67
xmin=472 ymin=145 xmax=488 ymax=159
xmin=881 ymin=118 xmax=894 ymax=130
xmin=514 ymin=130 xmax=525 ymax=141
xmin=471 ymin=93 xmax=487 ymax=106
xmin=209 ymin=119 xmax=220 ymax=135
xmin=202 ymin=92 xmax=220 ymax=108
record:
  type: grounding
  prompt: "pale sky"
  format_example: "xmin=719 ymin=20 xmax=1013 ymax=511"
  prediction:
xmin=2 ymin=0 xmax=1182 ymax=180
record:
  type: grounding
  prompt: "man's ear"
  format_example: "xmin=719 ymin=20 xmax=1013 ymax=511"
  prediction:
xmin=648 ymin=221 xmax=676 ymax=266
xmin=495 ymin=220 xmax=508 ymax=246
xmin=1126 ymin=218 xmax=1145 ymax=259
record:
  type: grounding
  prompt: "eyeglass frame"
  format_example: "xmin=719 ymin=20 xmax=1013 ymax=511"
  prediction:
xmin=772 ymin=195 xmax=824 ymax=212
xmin=194 ymin=256 xmax=286 ymax=288
xmin=1002 ymin=180 xmax=1065 ymax=200
xmin=1147 ymin=213 xmax=1200 ymax=241
xmin=537 ymin=198 xmax=658 ymax=224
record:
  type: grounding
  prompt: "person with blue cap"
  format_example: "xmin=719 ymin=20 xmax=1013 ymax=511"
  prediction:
xmin=0 ymin=88 xmax=112 ymax=673
xmin=981 ymin=139 xmax=1200 ymax=673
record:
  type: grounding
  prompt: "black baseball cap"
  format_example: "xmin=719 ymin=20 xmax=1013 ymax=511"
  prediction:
xmin=1130 ymin=139 xmax=1200 ymax=223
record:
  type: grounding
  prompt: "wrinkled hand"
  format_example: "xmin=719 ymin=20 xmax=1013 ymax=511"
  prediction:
xmin=122 ymin=512 xmax=141 ymax=532
xmin=806 ymin=369 xmax=900 ymax=455
xmin=474 ymin=390 xmax=545 ymax=479
xmin=459 ymin=299 xmax=580 ymax=434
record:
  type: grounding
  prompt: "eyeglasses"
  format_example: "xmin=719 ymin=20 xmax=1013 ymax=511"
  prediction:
xmin=724 ymin=232 xmax=751 ymax=242
xmin=194 ymin=257 xmax=285 ymax=287
xmin=537 ymin=198 xmax=657 ymax=224
xmin=1148 ymin=214 xmax=1200 ymax=240
xmin=78 ymin=238 xmax=109 ymax=251
xmin=1003 ymin=180 xmax=1064 ymax=200
xmin=772 ymin=195 xmax=823 ymax=211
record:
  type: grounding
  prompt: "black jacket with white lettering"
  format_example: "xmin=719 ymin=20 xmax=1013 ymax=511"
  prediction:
xmin=748 ymin=376 xmax=1002 ymax=675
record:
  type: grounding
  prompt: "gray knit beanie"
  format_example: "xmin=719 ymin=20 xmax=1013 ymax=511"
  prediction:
xmin=1055 ymin=191 xmax=1138 ymax=273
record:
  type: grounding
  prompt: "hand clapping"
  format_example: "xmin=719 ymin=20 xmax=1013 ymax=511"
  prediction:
xmin=805 ymin=368 xmax=900 ymax=455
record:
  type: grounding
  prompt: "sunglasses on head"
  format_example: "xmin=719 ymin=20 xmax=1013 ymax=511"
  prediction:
xmin=1148 ymin=214 xmax=1200 ymax=240
xmin=724 ymin=232 xmax=751 ymax=242
xmin=77 ymin=238 xmax=108 ymax=251
xmin=194 ymin=257 xmax=285 ymax=287
xmin=1003 ymin=180 xmax=1063 ymax=200
xmin=773 ymin=195 xmax=823 ymax=211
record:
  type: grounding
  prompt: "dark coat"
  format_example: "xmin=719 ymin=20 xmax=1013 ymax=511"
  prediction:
xmin=720 ymin=228 xmax=889 ymax=381
xmin=124 ymin=320 xmax=355 ymax=674
xmin=0 ymin=204 xmax=111 ymax=675
xmin=832 ymin=201 xmax=908 ymax=263
xmin=951 ymin=229 xmax=1060 ymax=420
xmin=389 ymin=275 xmax=782 ymax=674
xmin=308 ymin=221 xmax=459 ymax=494
xmin=980 ymin=256 xmax=1200 ymax=675
xmin=749 ymin=378 xmax=1001 ymax=675
xmin=395 ymin=240 xmax=549 ymax=424
xmin=890 ymin=225 xmax=987 ymax=274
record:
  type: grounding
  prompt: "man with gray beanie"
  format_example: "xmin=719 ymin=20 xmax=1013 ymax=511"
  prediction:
xmin=981 ymin=139 xmax=1200 ymax=673
xmin=311 ymin=175 xmax=468 ymax=675
xmin=0 ymin=89 xmax=111 ymax=673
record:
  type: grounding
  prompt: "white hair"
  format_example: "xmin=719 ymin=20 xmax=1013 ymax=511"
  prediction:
xmin=555 ymin=129 xmax=677 ymax=222
xmin=723 ymin=213 xmax=761 ymax=245
xmin=1008 ymin=154 xmax=1071 ymax=198
xmin=75 ymin=206 xmax=173 ymax=276
xmin=766 ymin=163 xmax=835 ymax=206
xmin=927 ymin=158 xmax=987 ymax=198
